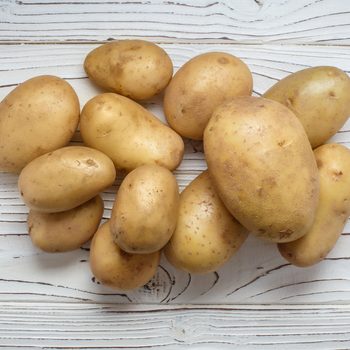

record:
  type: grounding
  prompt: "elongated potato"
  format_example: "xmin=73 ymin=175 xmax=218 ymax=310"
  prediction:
xmin=19 ymin=146 xmax=116 ymax=213
xmin=204 ymin=97 xmax=319 ymax=243
xmin=263 ymin=66 xmax=350 ymax=148
xmin=278 ymin=144 xmax=350 ymax=267
xmin=80 ymin=93 xmax=184 ymax=172
xmin=110 ymin=165 xmax=179 ymax=254
xmin=90 ymin=221 xmax=160 ymax=290
xmin=0 ymin=75 xmax=80 ymax=173
xmin=164 ymin=171 xmax=248 ymax=274
xmin=28 ymin=196 xmax=103 ymax=253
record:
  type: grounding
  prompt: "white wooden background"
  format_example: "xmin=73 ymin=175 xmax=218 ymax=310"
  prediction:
xmin=1 ymin=0 xmax=350 ymax=348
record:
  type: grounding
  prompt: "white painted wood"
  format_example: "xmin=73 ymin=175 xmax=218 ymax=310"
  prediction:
xmin=0 ymin=0 xmax=349 ymax=44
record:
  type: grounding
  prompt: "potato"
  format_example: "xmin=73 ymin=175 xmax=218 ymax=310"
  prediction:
xmin=90 ymin=221 xmax=160 ymax=290
xmin=278 ymin=144 xmax=350 ymax=267
xmin=0 ymin=75 xmax=80 ymax=173
xmin=263 ymin=66 xmax=350 ymax=148
xmin=110 ymin=165 xmax=179 ymax=254
xmin=19 ymin=146 xmax=116 ymax=213
xmin=164 ymin=52 xmax=253 ymax=140
xmin=28 ymin=196 xmax=103 ymax=253
xmin=164 ymin=171 xmax=248 ymax=274
xmin=204 ymin=96 xmax=319 ymax=243
xmin=80 ymin=93 xmax=184 ymax=172
xmin=84 ymin=40 xmax=173 ymax=100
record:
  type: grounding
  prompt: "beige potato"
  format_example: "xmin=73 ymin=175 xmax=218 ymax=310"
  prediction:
xmin=204 ymin=96 xmax=319 ymax=243
xmin=263 ymin=66 xmax=350 ymax=148
xmin=110 ymin=165 xmax=179 ymax=254
xmin=164 ymin=52 xmax=253 ymax=140
xmin=278 ymin=144 xmax=350 ymax=267
xmin=164 ymin=171 xmax=248 ymax=274
xmin=90 ymin=221 xmax=160 ymax=290
xmin=84 ymin=40 xmax=173 ymax=100
xmin=28 ymin=196 xmax=104 ymax=253
xmin=19 ymin=146 xmax=116 ymax=213
xmin=0 ymin=75 xmax=80 ymax=173
xmin=80 ymin=93 xmax=184 ymax=172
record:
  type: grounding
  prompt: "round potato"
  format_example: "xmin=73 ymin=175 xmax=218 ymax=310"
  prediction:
xmin=90 ymin=221 xmax=160 ymax=290
xmin=28 ymin=196 xmax=104 ymax=253
xmin=80 ymin=93 xmax=184 ymax=172
xmin=164 ymin=52 xmax=253 ymax=140
xmin=19 ymin=146 xmax=116 ymax=213
xmin=0 ymin=75 xmax=80 ymax=173
xmin=110 ymin=165 xmax=179 ymax=254
xmin=164 ymin=171 xmax=248 ymax=274
xmin=263 ymin=66 xmax=350 ymax=148
xmin=84 ymin=40 xmax=173 ymax=100
xmin=204 ymin=96 xmax=319 ymax=243
xmin=278 ymin=144 xmax=350 ymax=267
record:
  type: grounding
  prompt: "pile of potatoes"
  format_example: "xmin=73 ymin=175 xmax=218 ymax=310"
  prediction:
xmin=1 ymin=39 xmax=350 ymax=291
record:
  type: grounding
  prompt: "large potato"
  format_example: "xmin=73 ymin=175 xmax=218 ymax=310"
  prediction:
xmin=263 ymin=66 xmax=350 ymax=148
xmin=19 ymin=146 xmax=116 ymax=213
xmin=204 ymin=96 xmax=319 ymax=243
xmin=278 ymin=144 xmax=350 ymax=267
xmin=164 ymin=171 xmax=248 ymax=274
xmin=110 ymin=165 xmax=179 ymax=254
xmin=90 ymin=221 xmax=160 ymax=290
xmin=164 ymin=52 xmax=253 ymax=140
xmin=80 ymin=93 xmax=184 ymax=172
xmin=84 ymin=40 xmax=173 ymax=100
xmin=0 ymin=75 xmax=80 ymax=173
xmin=28 ymin=196 xmax=103 ymax=253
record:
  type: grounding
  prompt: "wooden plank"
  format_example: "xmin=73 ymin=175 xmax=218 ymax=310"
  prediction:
xmin=0 ymin=0 xmax=349 ymax=44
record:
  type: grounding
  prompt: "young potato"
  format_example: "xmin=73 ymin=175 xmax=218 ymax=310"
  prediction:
xmin=19 ymin=146 xmax=116 ymax=213
xmin=204 ymin=97 xmax=319 ymax=243
xmin=84 ymin=40 xmax=173 ymax=100
xmin=28 ymin=196 xmax=103 ymax=253
xmin=80 ymin=93 xmax=184 ymax=172
xmin=0 ymin=75 xmax=80 ymax=173
xmin=90 ymin=221 xmax=160 ymax=290
xmin=164 ymin=52 xmax=253 ymax=140
xmin=263 ymin=66 xmax=350 ymax=148
xmin=164 ymin=171 xmax=248 ymax=274
xmin=110 ymin=165 xmax=179 ymax=254
xmin=278 ymin=144 xmax=350 ymax=267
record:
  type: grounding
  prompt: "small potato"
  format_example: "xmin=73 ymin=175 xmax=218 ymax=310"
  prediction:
xmin=80 ymin=93 xmax=184 ymax=172
xmin=279 ymin=144 xmax=350 ymax=267
xmin=263 ymin=66 xmax=350 ymax=148
xmin=90 ymin=221 xmax=160 ymax=290
xmin=0 ymin=75 xmax=80 ymax=173
xmin=84 ymin=40 xmax=173 ymax=100
xmin=110 ymin=165 xmax=179 ymax=254
xmin=19 ymin=146 xmax=116 ymax=213
xmin=28 ymin=196 xmax=104 ymax=253
xmin=164 ymin=171 xmax=248 ymax=274
xmin=164 ymin=52 xmax=253 ymax=140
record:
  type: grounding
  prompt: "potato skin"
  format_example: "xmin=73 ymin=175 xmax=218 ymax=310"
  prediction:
xmin=164 ymin=171 xmax=248 ymax=274
xmin=28 ymin=196 xmax=103 ymax=253
xmin=263 ymin=66 xmax=350 ymax=148
xmin=80 ymin=93 xmax=184 ymax=172
xmin=278 ymin=144 xmax=350 ymax=267
xmin=164 ymin=52 xmax=253 ymax=140
xmin=90 ymin=221 xmax=160 ymax=290
xmin=18 ymin=146 xmax=116 ymax=213
xmin=0 ymin=75 xmax=80 ymax=173
xmin=204 ymin=96 xmax=319 ymax=243
xmin=84 ymin=40 xmax=173 ymax=100
xmin=110 ymin=165 xmax=179 ymax=254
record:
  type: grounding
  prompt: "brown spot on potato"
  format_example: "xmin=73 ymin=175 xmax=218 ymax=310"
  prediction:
xmin=328 ymin=91 xmax=336 ymax=98
xmin=279 ymin=229 xmax=294 ymax=240
xmin=218 ymin=57 xmax=229 ymax=64
xmin=278 ymin=140 xmax=286 ymax=147
xmin=86 ymin=159 xmax=97 ymax=167
xmin=316 ymin=158 xmax=323 ymax=168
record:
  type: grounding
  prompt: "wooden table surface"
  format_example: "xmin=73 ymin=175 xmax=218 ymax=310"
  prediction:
xmin=1 ymin=0 xmax=350 ymax=348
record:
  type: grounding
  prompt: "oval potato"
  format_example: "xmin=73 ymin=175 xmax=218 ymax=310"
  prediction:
xmin=204 ymin=96 xmax=319 ymax=243
xmin=0 ymin=75 xmax=80 ymax=173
